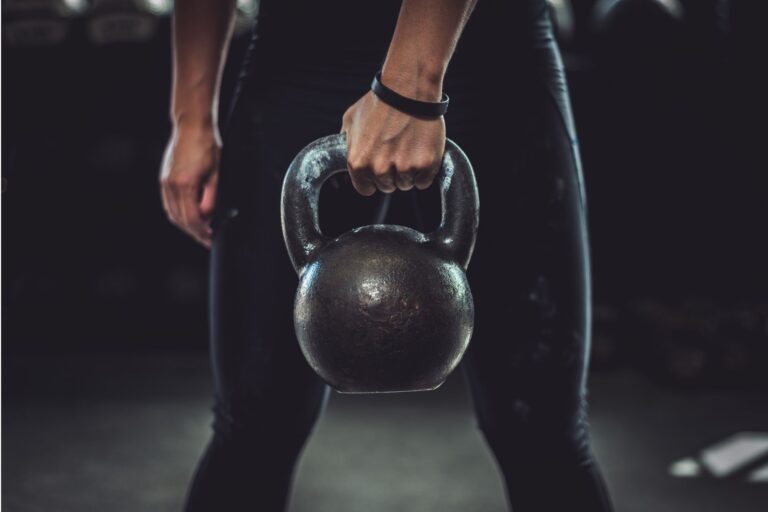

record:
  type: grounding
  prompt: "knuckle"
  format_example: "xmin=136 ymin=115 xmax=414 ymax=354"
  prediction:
xmin=392 ymin=158 xmax=409 ymax=174
xmin=415 ymin=156 xmax=437 ymax=172
xmin=372 ymin=164 xmax=391 ymax=177
xmin=347 ymin=155 xmax=365 ymax=171
xmin=372 ymin=156 xmax=392 ymax=176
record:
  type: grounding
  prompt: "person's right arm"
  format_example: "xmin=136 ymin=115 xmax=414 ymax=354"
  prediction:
xmin=160 ymin=0 xmax=237 ymax=248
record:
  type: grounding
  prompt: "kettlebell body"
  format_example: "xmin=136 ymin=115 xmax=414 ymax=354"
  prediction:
xmin=281 ymin=134 xmax=479 ymax=393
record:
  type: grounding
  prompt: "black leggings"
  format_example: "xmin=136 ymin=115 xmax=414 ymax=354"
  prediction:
xmin=184 ymin=25 xmax=613 ymax=512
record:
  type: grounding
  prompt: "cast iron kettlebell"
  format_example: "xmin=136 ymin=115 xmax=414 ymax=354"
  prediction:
xmin=281 ymin=134 xmax=479 ymax=393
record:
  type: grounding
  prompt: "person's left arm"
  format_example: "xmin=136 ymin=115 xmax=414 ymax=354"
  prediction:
xmin=341 ymin=0 xmax=478 ymax=196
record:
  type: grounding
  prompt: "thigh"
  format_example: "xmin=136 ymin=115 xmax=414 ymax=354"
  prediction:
xmin=208 ymin=65 xmax=378 ymax=430
xmin=457 ymin=48 xmax=592 ymax=439
xmin=209 ymin=92 xmax=323 ymax=432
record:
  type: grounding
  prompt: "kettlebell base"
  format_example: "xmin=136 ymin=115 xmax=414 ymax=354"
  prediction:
xmin=329 ymin=380 xmax=446 ymax=395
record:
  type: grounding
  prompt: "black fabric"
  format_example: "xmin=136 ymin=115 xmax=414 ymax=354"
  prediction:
xmin=251 ymin=0 xmax=552 ymax=71
xmin=185 ymin=3 xmax=613 ymax=511
xmin=371 ymin=71 xmax=449 ymax=117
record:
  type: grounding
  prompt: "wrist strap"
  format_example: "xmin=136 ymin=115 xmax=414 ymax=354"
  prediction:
xmin=371 ymin=71 xmax=449 ymax=118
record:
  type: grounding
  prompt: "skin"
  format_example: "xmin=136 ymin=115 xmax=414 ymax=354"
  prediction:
xmin=161 ymin=0 xmax=477 ymax=247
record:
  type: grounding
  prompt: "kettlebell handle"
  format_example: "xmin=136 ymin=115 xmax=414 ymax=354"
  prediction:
xmin=281 ymin=133 xmax=479 ymax=274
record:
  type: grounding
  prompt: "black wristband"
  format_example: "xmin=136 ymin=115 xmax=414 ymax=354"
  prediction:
xmin=371 ymin=71 xmax=449 ymax=118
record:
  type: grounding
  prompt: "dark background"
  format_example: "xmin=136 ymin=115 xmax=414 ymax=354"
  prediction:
xmin=4 ymin=0 xmax=767 ymax=384
xmin=3 ymin=1 xmax=768 ymax=511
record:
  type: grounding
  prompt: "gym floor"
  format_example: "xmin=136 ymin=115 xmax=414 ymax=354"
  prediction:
xmin=3 ymin=354 xmax=767 ymax=512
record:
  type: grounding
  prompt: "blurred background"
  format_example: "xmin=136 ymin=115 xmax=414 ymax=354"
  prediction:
xmin=2 ymin=0 xmax=767 ymax=510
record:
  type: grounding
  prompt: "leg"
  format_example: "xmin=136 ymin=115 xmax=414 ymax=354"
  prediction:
xmin=184 ymin=202 xmax=330 ymax=512
xmin=183 ymin=87 xmax=331 ymax=511
xmin=455 ymin=47 xmax=613 ymax=511
xmin=183 ymin=54 xmax=376 ymax=510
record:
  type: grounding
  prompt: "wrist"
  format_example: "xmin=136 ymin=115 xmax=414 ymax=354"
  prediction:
xmin=172 ymin=111 xmax=219 ymax=137
xmin=172 ymin=115 xmax=222 ymax=150
xmin=380 ymin=62 xmax=444 ymax=103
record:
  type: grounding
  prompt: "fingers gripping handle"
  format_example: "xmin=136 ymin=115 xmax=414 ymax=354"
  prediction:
xmin=281 ymin=134 xmax=348 ymax=274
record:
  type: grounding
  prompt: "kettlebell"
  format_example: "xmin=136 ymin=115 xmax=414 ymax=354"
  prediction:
xmin=281 ymin=134 xmax=479 ymax=393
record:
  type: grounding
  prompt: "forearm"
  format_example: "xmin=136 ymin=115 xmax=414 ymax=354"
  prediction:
xmin=382 ymin=0 xmax=478 ymax=102
xmin=170 ymin=0 xmax=237 ymax=130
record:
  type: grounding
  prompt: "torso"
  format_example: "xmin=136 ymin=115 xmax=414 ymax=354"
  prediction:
xmin=249 ymin=0 xmax=554 ymax=81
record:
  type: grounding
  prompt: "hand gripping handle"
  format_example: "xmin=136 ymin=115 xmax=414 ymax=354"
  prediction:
xmin=281 ymin=133 xmax=479 ymax=274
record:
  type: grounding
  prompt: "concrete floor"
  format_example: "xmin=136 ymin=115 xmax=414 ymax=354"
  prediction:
xmin=3 ymin=354 xmax=768 ymax=511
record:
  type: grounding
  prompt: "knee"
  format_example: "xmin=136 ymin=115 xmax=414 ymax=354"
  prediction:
xmin=210 ymin=386 xmax=329 ymax=452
